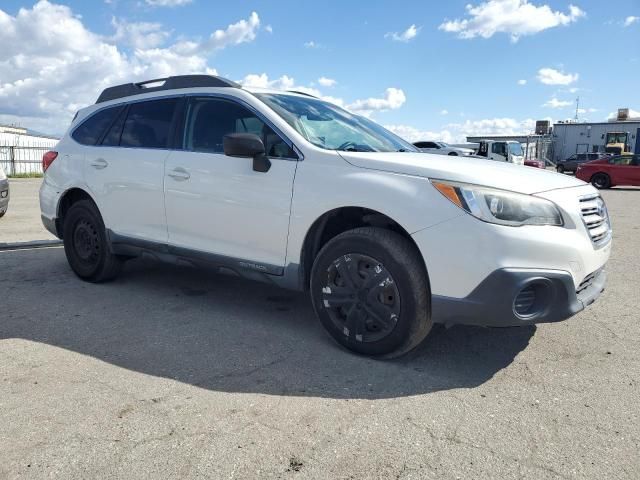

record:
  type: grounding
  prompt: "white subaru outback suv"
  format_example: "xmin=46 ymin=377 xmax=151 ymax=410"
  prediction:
xmin=40 ymin=75 xmax=611 ymax=357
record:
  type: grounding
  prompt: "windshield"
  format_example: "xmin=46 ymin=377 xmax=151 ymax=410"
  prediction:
xmin=254 ymin=93 xmax=417 ymax=153
xmin=606 ymin=132 xmax=627 ymax=144
xmin=508 ymin=142 xmax=524 ymax=156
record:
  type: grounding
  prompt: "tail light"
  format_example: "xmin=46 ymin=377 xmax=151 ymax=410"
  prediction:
xmin=42 ymin=151 xmax=58 ymax=172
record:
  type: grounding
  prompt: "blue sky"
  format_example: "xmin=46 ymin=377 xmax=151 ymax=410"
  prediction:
xmin=0 ymin=0 xmax=638 ymax=141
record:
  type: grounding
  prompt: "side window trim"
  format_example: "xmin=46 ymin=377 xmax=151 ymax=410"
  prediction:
xmin=99 ymin=104 xmax=129 ymax=146
xmin=182 ymin=95 xmax=299 ymax=161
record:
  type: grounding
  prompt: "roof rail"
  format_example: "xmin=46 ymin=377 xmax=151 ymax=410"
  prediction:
xmin=287 ymin=90 xmax=317 ymax=98
xmin=95 ymin=75 xmax=240 ymax=104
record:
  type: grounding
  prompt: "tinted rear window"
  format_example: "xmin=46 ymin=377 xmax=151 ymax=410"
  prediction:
xmin=72 ymin=106 xmax=123 ymax=145
xmin=120 ymin=98 xmax=178 ymax=149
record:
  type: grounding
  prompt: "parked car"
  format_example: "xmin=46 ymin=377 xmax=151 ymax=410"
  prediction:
xmin=576 ymin=154 xmax=640 ymax=189
xmin=40 ymin=75 xmax=611 ymax=357
xmin=0 ymin=165 xmax=9 ymax=218
xmin=556 ymin=153 xmax=606 ymax=174
xmin=413 ymin=141 xmax=474 ymax=156
xmin=524 ymin=158 xmax=546 ymax=169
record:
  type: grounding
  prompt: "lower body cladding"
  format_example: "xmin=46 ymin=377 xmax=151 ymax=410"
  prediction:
xmin=0 ymin=178 xmax=9 ymax=217
xmin=431 ymin=267 xmax=606 ymax=327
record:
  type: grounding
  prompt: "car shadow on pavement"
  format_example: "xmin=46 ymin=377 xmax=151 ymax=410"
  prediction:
xmin=1 ymin=248 xmax=535 ymax=400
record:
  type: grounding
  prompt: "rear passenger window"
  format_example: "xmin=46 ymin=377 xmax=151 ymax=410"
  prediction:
xmin=120 ymin=99 xmax=178 ymax=149
xmin=72 ymin=106 xmax=123 ymax=145
xmin=184 ymin=98 xmax=296 ymax=158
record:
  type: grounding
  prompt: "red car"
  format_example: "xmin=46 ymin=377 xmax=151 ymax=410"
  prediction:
xmin=524 ymin=158 xmax=546 ymax=169
xmin=576 ymin=154 xmax=640 ymax=189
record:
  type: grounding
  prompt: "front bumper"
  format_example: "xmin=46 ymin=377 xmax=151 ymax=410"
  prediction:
xmin=0 ymin=178 xmax=9 ymax=215
xmin=431 ymin=267 xmax=606 ymax=327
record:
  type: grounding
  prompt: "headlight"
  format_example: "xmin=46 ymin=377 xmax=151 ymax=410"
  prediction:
xmin=431 ymin=180 xmax=563 ymax=227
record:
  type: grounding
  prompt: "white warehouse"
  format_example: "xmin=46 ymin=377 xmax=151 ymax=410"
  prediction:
xmin=0 ymin=125 xmax=59 ymax=175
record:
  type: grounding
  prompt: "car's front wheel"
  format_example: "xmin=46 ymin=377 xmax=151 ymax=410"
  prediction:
xmin=556 ymin=164 xmax=565 ymax=174
xmin=310 ymin=227 xmax=432 ymax=358
xmin=590 ymin=173 xmax=611 ymax=189
xmin=63 ymin=200 xmax=122 ymax=282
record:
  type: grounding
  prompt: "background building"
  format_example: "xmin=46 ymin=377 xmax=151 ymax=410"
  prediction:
xmin=0 ymin=125 xmax=59 ymax=175
xmin=551 ymin=109 xmax=640 ymax=163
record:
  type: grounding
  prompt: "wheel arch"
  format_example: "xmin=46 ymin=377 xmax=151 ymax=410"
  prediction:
xmin=55 ymin=187 xmax=99 ymax=238
xmin=298 ymin=206 xmax=428 ymax=291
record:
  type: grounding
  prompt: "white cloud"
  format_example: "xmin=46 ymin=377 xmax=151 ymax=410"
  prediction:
xmin=440 ymin=109 xmax=449 ymax=115
xmin=543 ymin=97 xmax=573 ymax=108
xmin=347 ymin=88 xmax=406 ymax=116
xmin=517 ymin=79 xmax=527 ymax=85
xmin=537 ymin=67 xmax=578 ymax=85
xmin=110 ymin=17 xmax=169 ymax=49
xmin=385 ymin=24 xmax=420 ymax=42
xmin=145 ymin=0 xmax=192 ymax=6
xmin=0 ymin=1 xmax=261 ymax=134
xmin=318 ymin=77 xmax=336 ymax=87
xmin=387 ymin=117 xmax=538 ymax=144
xmin=304 ymin=41 xmax=320 ymax=48
xmin=623 ymin=16 xmax=639 ymax=27
xmin=439 ymin=0 xmax=585 ymax=42
xmin=265 ymin=24 xmax=273 ymax=33
xmin=577 ymin=107 xmax=598 ymax=114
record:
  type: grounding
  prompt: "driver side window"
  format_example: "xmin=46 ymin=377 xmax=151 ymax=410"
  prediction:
xmin=184 ymin=98 xmax=296 ymax=159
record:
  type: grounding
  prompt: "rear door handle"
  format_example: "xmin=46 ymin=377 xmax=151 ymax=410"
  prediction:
xmin=167 ymin=167 xmax=190 ymax=181
xmin=90 ymin=158 xmax=108 ymax=169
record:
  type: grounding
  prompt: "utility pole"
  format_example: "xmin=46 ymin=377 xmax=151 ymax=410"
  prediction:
xmin=574 ymin=96 xmax=580 ymax=121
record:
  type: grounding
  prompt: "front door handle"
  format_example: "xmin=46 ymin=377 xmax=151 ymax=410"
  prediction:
xmin=90 ymin=158 xmax=108 ymax=169
xmin=167 ymin=167 xmax=190 ymax=181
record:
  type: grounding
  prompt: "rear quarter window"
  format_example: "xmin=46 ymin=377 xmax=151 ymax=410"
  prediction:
xmin=72 ymin=106 xmax=124 ymax=145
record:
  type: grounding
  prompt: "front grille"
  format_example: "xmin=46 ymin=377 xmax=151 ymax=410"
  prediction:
xmin=579 ymin=194 xmax=611 ymax=246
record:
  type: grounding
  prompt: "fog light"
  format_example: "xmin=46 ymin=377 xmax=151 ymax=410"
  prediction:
xmin=1 ymin=190 xmax=7 ymax=198
xmin=514 ymin=285 xmax=536 ymax=316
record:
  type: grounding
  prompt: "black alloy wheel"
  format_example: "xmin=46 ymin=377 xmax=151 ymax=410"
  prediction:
xmin=321 ymin=253 xmax=401 ymax=344
xmin=310 ymin=227 xmax=432 ymax=358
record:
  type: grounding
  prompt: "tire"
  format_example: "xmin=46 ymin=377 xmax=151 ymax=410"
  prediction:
xmin=590 ymin=173 xmax=611 ymax=189
xmin=556 ymin=165 xmax=565 ymax=174
xmin=62 ymin=199 xmax=122 ymax=282
xmin=310 ymin=227 xmax=432 ymax=358
xmin=448 ymin=152 xmax=458 ymax=156
xmin=0 ymin=209 xmax=5 ymax=218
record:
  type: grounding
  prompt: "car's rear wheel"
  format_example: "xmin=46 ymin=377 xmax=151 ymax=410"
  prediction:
xmin=448 ymin=152 xmax=458 ymax=156
xmin=556 ymin=165 xmax=565 ymax=174
xmin=63 ymin=200 xmax=122 ymax=282
xmin=310 ymin=227 xmax=431 ymax=358
xmin=590 ymin=173 xmax=611 ymax=189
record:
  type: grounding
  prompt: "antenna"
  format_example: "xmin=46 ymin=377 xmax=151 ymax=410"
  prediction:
xmin=574 ymin=96 xmax=580 ymax=121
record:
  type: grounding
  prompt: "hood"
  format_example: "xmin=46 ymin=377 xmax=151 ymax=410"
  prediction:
xmin=338 ymin=151 xmax=585 ymax=195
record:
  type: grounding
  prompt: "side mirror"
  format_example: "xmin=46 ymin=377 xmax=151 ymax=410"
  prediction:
xmin=223 ymin=133 xmax=271 ymax=173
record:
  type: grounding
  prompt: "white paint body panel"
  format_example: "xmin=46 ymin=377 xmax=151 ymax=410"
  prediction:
xmin=40 ymin=86 xmax=611 ymax=302
xmin=164 ymin=150 xmax=297 ymax=266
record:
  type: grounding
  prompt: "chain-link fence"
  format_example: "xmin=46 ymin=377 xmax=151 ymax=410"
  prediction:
xmin=0 ymin=145 xmax=53 ymax=175
xmin=523 ymin=134 xmax=555 ymax=166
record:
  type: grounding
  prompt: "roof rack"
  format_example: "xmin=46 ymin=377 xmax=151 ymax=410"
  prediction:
xmin=95 ymin=75 xmax=240 ymax=104
xmin=287 ymin=90 xmax=317 ymax=98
